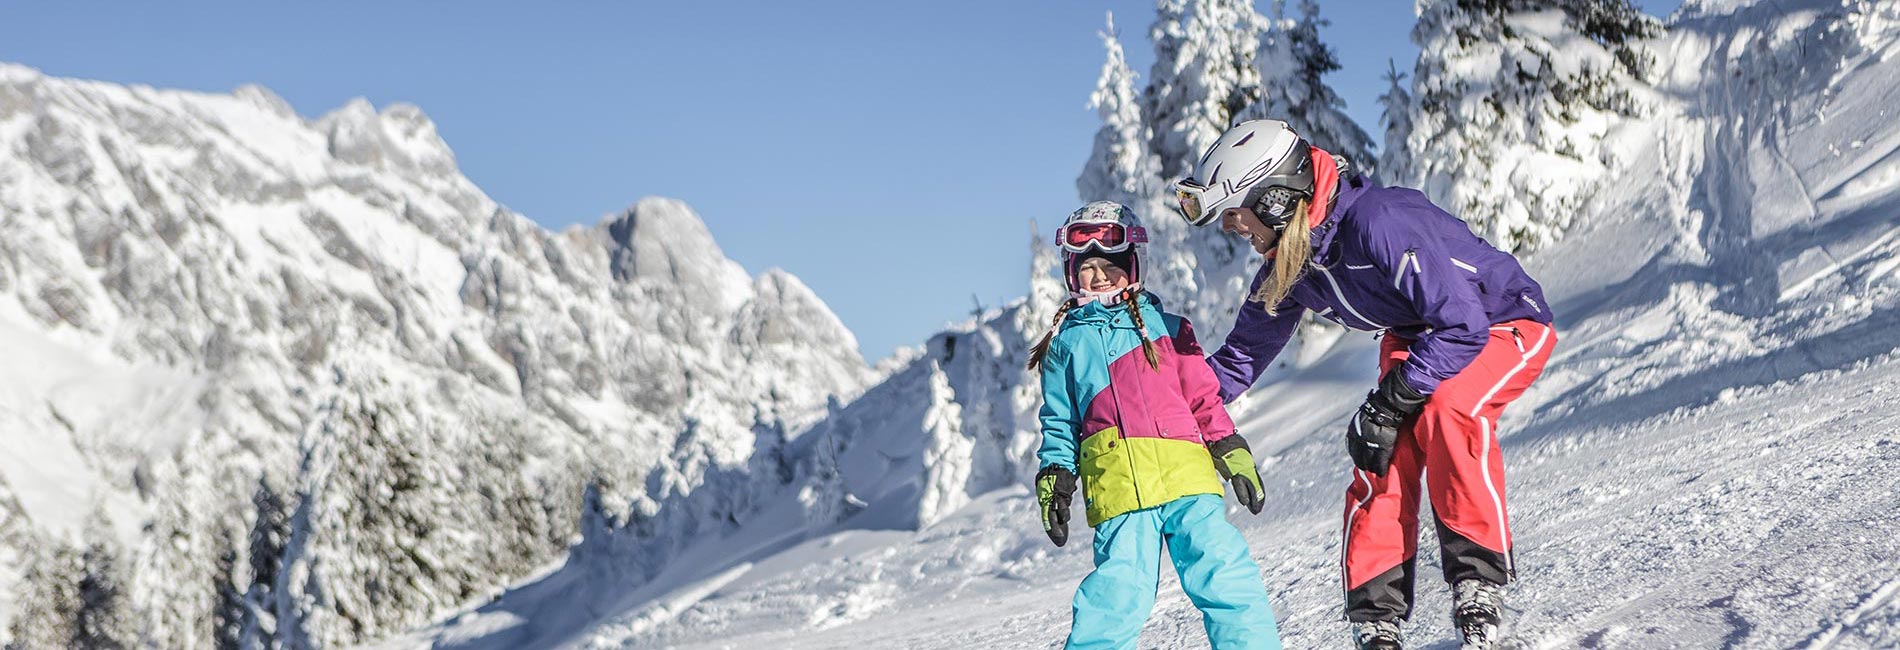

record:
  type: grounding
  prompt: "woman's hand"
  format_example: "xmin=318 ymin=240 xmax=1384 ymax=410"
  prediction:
xmin=1347 ymin=372 xmax=1427 ymax=476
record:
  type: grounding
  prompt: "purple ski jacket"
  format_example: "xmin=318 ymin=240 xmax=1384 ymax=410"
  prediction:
xmin=1209 ymin=175 xmax=1552 ymax=402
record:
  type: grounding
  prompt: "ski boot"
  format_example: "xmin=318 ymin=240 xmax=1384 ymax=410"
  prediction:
xmin=1452 ymin=578 xmax=1505 ymax=649
xmin=1351 ymin=619 xmax=1403 ymax=650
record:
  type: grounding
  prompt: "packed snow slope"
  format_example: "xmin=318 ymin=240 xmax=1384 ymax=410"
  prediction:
xmin=391 ymin=1 xmax=1900 ymax=648
xmin=0 ymin=62 xmax=872 ymax=645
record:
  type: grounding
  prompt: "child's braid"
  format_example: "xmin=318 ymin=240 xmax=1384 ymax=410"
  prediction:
xmin=1122 ymin=287 xmax=1161 ymax=370
xmin=1026 ymin=298 xmax=1079 ymax=371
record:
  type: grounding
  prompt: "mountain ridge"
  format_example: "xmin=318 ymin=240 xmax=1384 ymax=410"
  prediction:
xmin=0 ymin=61 xmax=873 ymax=646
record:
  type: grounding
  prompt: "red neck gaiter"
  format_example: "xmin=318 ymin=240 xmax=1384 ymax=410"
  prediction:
xmin=1305 ymin=145 xmax=1339 ymax=229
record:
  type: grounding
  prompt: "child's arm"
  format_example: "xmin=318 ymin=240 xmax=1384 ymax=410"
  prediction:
xmin=1171 ymin=317 xmax=1238 ymax=442
xmin=1035 ymin=338 xmax=1082 ymax=546
xmin=1035 ymin=339 xmax=1080 ymax=473
xmin=1177 ymin=316 xmax=1267 ymax=514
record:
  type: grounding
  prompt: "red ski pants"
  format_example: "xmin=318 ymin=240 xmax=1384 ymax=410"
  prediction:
xmin=1341 ymin=319 xmax=1555 ymax=615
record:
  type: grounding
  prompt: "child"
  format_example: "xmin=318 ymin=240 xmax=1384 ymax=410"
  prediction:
xmin=1030 ymin=202 xmax=1285 ymax=650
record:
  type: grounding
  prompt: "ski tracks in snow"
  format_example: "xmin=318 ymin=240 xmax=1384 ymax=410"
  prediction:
xmin=1806 ymin=577 xmax=1900 ymax=649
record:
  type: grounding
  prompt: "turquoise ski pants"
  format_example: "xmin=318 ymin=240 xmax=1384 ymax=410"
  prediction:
xmin=1066 ymin=494 xmax=1283 ymax=650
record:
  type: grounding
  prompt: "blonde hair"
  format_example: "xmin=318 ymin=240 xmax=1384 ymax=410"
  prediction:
xmin=1249 ymin=199 xmax=1313 ymax=315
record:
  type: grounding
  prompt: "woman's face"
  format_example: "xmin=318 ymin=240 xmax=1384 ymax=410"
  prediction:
xmin=1221 ymin=206 xmax=1281 ymax=255
xmin=1077 ymin=257 xmax=1131 ymax=293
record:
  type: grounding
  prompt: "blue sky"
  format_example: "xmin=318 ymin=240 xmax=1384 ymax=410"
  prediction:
xmin=0 ymin=1 xmax=1679 ymax=362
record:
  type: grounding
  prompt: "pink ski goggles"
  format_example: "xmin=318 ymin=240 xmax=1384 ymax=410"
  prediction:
xmin=1057 ymin=221 xmax=1146 ymax=254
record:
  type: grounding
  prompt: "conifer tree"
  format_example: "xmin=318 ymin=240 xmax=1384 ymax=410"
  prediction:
xmin=1377 ymin=59 xmax=1413 ymax=178
xmin=1144 ymin=0 xmax=1267 ymax=177
xmin=1249 ymin=1 xmax=1377 ymax=174
xmin=1405 ymin=0 xmax=1662 ymax=250
xmin=1079 ymin=12 xmax=1163 ymax=208
xmin=6 ymin=540 xmax=81 ymax=650
xmin=73 ymin=534 xmax=137 ymax=650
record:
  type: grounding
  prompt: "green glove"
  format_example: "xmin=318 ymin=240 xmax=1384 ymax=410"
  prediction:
xmin=1035 ymin=465 xmax=1077 ymax=547
xmin=1209 ymin=435 xmax=1265 ymax=514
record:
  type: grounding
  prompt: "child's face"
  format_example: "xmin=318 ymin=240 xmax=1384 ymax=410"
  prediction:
xmin=1077 ymin=257 xmax=1131 ymax=293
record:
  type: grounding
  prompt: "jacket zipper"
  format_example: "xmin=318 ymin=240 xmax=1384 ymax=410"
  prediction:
xmin=1316 ymin=263 xmax=1389 ymax=330
xmin=1099 ymin=318 xmax=1143 ymax=508
xmin=1392 ymin=249 xmax=1420 ymax=290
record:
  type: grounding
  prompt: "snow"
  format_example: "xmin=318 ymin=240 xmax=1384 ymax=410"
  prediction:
xmin=387 ymin=2 xmax=1900 ymax=648
xmin=0 ymin=301 xmax=199 ymax=541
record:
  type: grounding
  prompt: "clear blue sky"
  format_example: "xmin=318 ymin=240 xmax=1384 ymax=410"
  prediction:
xmin=0 ymin=1 xmax=1679 ymax=362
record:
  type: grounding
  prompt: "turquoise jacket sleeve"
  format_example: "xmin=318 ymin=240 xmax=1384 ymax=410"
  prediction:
xmin=1036 ymin=336 xmax=1080 ymax=473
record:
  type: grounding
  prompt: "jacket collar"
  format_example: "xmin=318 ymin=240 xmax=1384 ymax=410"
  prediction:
xmin=1311 ymin=174 xmax=1371 ymax=262
xmin=1066 ymin=290 xmax=1163 ymax=329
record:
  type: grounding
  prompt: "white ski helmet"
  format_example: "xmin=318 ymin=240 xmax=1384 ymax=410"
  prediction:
xmin=1173 ymin=120 xmax=1316 ymax=228
xmin=1055 ymin=201 xmax=1146 ymax=294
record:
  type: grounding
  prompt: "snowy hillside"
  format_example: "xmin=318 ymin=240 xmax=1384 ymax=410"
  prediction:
xmin=0 ymin=62 xmax=872 ymax=646
xmin=395 ymin=1 xmax=1900 ymax=648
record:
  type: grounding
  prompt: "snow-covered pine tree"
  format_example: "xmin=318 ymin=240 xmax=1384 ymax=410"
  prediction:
xmin=271 ymin=381 xmax=487 ymax=647
xmin=1143 ymin=0 xmax=1267 ymax=177
xmin=1078 ymin=12 xmax=1162 ymax=208
xmin=229 ymin=477 xmax=290 ymax=648
xmin=1403 ymin=0 xmax=1662 ymax=250
xmin=73 ymin=522 xmax=138 ymax=650
xmin=1849 ymin=0 xmax=1900 ymax=47
xmin=212 ymin=541 xmax=243 ymax=650
xmin=1378 ymin=59 xmax=1413 ymax=177
xmin=1143 ymin=0 xmax=1191 ymax=176
xmin=1248 ymin=0 xmax=1377 ymax=175
xmin=131 ymin=463 xmax=250 ymax=649
xmin=5 ymin=539 xmax=81 ymax=650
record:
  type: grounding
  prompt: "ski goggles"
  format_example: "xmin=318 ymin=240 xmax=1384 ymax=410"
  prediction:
xmin=1176 ymin=178 xmax=1298 ymax=231
xmin=1057 ymin=221 xmax=1146 ymax=254
xmin=1173 ymin=178 xmax=1218 ymax=227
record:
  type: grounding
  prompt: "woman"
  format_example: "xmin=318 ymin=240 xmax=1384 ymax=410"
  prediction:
xmin=1172 ymin=120 xmax=1556 ymax=650
xmin=1030 ymin=201 xmax=1283 ymax=650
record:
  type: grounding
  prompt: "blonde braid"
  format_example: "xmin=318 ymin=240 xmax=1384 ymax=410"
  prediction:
xmin=1121 ymin=287 xmax=1161 ymax=370
xmin=1026 ymin=298 xmax=1079 ymax=371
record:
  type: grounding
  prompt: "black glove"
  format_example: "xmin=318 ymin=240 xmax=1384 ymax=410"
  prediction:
xmin=1346 ymin=371 xmax=1427 ymax=476
xmin=1035 ymin=465 xmax=1078 ymax=547
xmin=1208 ymin=434 xmax=1266 ymax=515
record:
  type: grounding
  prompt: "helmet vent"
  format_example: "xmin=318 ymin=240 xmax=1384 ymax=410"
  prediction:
xmin=1233 ymin=131 xmax=1254 ymax=147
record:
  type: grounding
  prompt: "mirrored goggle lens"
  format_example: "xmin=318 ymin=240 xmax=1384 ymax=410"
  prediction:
xmin=1175 ymin=185 xmax=1206 ymax=225
xmin=1062 ymin=222 xmax=1126 ymax=250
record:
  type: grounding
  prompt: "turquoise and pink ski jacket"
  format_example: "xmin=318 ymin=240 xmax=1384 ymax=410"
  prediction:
xmin=1037 ymin=292 xmax=1241 ymax=527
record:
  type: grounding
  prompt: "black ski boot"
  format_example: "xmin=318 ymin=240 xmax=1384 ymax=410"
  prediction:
xmin=1452 ymin=579 xmax=1504 ymax=649
xmin=1351 ymin=619 xmax=1403 ymax=650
